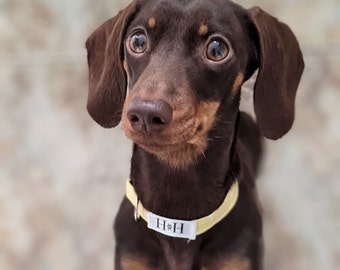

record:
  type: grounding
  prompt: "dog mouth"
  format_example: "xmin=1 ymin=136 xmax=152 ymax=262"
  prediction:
xmin=124 ymin=123 xmax=211 ymax=169
xmin=124 ymin=120 xmax=199 ymax=152
xmin=121 ymin=99 xmax=220 ymax=168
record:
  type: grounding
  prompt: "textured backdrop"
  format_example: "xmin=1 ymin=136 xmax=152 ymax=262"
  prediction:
xmin=0 ymin=0 xmax=339 ymax=269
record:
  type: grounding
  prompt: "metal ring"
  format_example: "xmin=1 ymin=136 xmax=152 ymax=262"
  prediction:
xmin=134 ymin=198 xmax=140 ymax=221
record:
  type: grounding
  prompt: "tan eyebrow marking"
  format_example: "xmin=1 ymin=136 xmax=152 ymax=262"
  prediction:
xmin=148 ymin=17 xmax=156 ymax=29
xmin=198 ymin=23 xmax=209 ymax=36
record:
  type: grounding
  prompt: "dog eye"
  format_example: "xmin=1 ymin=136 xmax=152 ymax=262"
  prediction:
xmin=129 ymin=32 xmax=148 ymax=54
xmin=206 ymin=40 xmax=229 ymax=62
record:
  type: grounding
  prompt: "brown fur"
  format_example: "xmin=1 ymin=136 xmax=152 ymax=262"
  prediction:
xmin=232 ymin=72 xmax=244 ymax=92
xmin=85 ymin=0 xmax=304 ymax=269
xmin=218 ymin=256 xmax=251 ymax=270
xmin=121 ymin=256 xmax=153 ymax=270
xmin=203 ymin=256 xmax=250 ymax=270
xmin=154 ymin=101 xmax=220 ymax=168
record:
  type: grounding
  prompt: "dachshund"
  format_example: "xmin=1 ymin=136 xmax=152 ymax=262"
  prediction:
xmin=85 ymin=0 xmax=304 ymax=269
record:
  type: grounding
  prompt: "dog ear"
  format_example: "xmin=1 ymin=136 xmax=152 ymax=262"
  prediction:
xmin=86 ymin=1 xmax=138 ymax=128
xmin=248 ymin=7 xmax=304 ymax=140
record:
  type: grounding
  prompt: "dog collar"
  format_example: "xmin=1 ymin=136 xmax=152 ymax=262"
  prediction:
xmin=125 ymin=179 xmax=239 ymax=240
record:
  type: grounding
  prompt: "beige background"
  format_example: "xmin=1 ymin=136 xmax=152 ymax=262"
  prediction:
xmin=0 ymin=0 xmax=339 ymax=269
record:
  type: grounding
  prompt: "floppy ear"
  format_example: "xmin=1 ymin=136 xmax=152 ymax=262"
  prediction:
xmin=86 ymin=1 xmax=138 ymax=128
xmin=248 ymin=7 xmax=304 ymax=140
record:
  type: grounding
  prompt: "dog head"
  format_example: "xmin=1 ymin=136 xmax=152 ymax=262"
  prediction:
xmin=86 ymin=0 xmax=304 ymax=168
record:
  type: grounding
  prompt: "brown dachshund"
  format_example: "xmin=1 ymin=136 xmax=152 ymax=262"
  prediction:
xmin=85 ymin=0 xmax=304 ymax=269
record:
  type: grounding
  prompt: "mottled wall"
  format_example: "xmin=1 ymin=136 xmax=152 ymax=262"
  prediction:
xmin=0 ymin=0 xmax=339 ymax=269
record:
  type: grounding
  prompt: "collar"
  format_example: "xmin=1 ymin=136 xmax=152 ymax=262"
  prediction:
xmin=125 ymin=179 xmax=239 ymax=240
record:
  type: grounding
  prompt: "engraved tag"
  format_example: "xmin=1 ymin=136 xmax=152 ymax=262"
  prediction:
xmin=147 ymin=212 xmax=197 ymax=240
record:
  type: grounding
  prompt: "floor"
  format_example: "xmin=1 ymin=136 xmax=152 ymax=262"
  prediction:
xmin=0 ymin=0 xmax=339 ymax=269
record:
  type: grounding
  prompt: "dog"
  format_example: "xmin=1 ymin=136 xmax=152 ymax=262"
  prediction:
xmin=85 ymin=0 xmax=304 ymax=269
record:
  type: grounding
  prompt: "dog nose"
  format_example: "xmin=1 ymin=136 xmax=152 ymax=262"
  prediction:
xmin=127 ymin=97 xmax=173 ymax=135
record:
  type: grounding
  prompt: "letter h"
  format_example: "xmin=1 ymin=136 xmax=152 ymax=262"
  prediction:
xmin=156 ymin=218 xmax=167 ymax=231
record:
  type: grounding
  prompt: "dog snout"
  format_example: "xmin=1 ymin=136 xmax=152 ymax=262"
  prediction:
xmin=127 ymin=97 xmax=173 ymax=135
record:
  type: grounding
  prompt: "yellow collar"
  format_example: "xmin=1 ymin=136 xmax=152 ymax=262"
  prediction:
xmin=125 ymin=179 xmax=239 ymax=240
